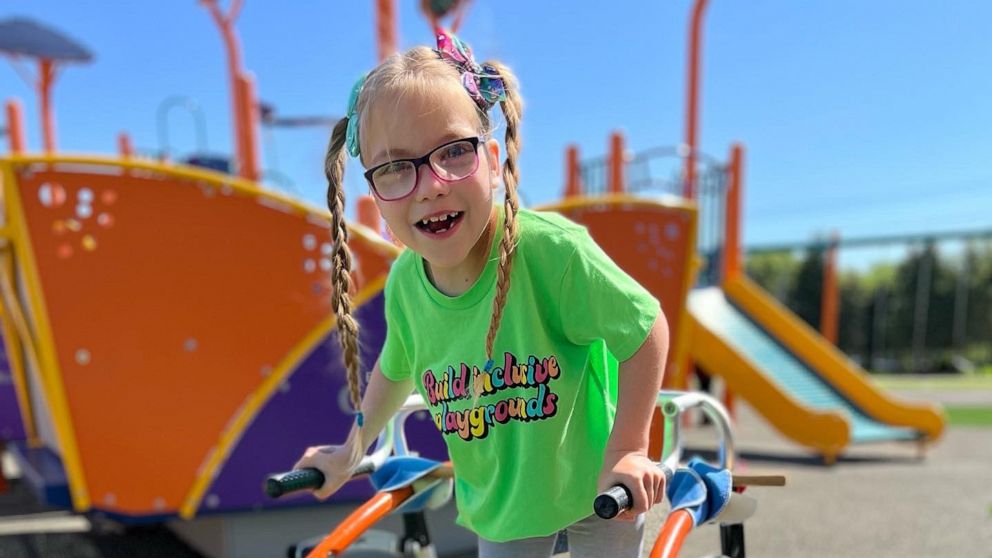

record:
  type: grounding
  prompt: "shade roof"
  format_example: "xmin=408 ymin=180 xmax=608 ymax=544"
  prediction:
xmin=0 ymin=18 xmax=93 ymax=63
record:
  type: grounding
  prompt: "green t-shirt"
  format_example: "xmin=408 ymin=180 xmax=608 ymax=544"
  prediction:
xmin=379 ymin=208 xmax=660 ymax=542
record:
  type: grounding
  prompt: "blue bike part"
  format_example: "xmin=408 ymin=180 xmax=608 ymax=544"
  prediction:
xmin=369 ymin=456 xmax=449 ymax=514
xmin=666 ymin=457 xmax=732 ymax=526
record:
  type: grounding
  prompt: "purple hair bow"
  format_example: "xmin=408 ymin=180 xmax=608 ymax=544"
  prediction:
xmin=435 ymin=29 xmax=506 ymax=111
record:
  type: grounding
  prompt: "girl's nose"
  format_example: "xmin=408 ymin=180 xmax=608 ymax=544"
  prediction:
xmin=414 ymin=163 xmax=449 ymax=201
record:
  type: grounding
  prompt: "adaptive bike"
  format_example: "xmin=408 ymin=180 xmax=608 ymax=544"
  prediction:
xmin=267 ymin=391 xmax=784 ymax=558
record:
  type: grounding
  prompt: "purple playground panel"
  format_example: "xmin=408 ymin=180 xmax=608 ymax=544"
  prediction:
xmin=0 ymin=330 xmax=27 ymax=442
xmin=201 ymin=293 xmax=449 ymax=514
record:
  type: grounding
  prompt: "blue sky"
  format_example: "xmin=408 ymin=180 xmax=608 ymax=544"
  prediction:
xmin=2 ymin=1 xmax=990 ymax=263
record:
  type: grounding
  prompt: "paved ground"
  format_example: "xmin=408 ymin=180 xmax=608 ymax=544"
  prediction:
xmin=643 ymin=389 xmax=992 ymax=558
xmin=1 ymin=387 xmax=989 ymax=557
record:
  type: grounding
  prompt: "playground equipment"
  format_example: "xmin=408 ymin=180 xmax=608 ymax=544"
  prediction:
xmin=560 ymin=130 xmax=945 ymax=463
xmin=554 ymin=0 xmax=944 ymax=463
xmin=0 ymin=6 xmax=468 ymax=556
xmin=0 ymin=17 xmax=93 ymax=153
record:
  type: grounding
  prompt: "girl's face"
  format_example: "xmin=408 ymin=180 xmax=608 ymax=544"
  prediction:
xmin=363 ymin=84 xmax=501 ymax=274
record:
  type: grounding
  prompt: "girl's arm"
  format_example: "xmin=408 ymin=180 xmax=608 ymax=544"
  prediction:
xmin=598 ymin=312 xmax=670 ymax=519
xmin=354 ymin=359 xmax=416 ymax=451
xmin=294 ymin=359 xmax=414 ymax=499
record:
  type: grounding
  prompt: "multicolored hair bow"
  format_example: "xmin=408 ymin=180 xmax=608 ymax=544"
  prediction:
xmin=343 ymin=30 xmax=505 ymax=159
xmin=435 ymin=29 xmax=506 ymax=112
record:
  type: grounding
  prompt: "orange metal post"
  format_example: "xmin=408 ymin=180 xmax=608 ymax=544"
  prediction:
xmin=357 ymin=195 xmax=382 ymax=236
xmin=39 ymin=59 xmax=57 ymax=153
xmin=203 ymin=0 xmax=248 ymax=179
xmin=722 ymin=143 xmax=744 ymax=286
xmin=564 ymin=144 xmax=582 ymax=198
xmin=238 ymin=73 xmax=261 ymax=182
xmin=5 ymin=99 xmax=26 ymax=153
xmin=377 ymin=0 xmax=398 ymax=62
xmin=117 ymin=132 xmax=134 ymax=157
xmin=683 ymin=0 xmax=710 ymax=199
xmin=722 ymin=378 xmax=737 ymax=422
xmin=721 ymin=143 xmax=744 ymax=421
xmin=820 ymin=232 xmax=840 ymax=345
xmin=608 ymin=131 xmax=625 ymax=194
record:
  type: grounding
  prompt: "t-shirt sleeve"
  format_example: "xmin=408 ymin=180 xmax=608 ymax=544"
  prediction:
xmin=379 ymin=273 xmax=412 ymax=381
xmin=558 ymin=229 xmax=661 ymax=362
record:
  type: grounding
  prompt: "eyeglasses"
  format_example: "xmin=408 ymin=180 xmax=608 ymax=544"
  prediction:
xmin=364 ymin=137 xmax=481 ymax=201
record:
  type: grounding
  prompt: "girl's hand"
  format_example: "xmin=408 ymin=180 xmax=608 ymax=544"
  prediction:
xmin=597 ymin=450 xmax=667 ymax=521
xmin=293 ymin=442 xmax=363 ymax=500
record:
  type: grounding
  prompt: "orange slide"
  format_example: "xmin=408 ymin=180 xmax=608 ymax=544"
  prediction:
xmin=689 ymin=275 xmax=945 ymax=462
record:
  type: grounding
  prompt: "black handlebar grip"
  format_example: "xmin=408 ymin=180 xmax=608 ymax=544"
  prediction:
xmin=593 ymin=464 xmax=674 ymax=519
xmin=594 ymin=485 xmax=632 ymax=519
xmin=265 ymin=468 xmax=326 ymax=499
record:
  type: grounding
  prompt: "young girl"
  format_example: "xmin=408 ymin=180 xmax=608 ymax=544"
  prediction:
xmin=295 ymin=29 xmax=670 ymax=557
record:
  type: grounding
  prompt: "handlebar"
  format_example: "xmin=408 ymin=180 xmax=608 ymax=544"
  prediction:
xmin=265 ymin=457 xmax=378 ymax=498
xmin=265 ymin=395 xmax=431 ymax=499
xmin=593 ymin=390 xmax=734 ymax=519
xmin=268 ymin=389 xmax=737 ymax=517
xmin=593 ymin=463 xmax=675 ymax=519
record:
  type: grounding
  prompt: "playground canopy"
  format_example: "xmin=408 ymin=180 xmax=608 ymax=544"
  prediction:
xmin=0 ymin=18 xmax=93 ymax=62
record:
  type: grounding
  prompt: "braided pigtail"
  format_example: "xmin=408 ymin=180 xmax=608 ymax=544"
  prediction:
xmin=325 ymin=117 xmax=366 ymax=465
xmin=477 ymin=61 xmax=523 ymax=399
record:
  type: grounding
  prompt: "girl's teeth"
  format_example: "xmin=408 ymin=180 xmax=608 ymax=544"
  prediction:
xmin=422 ymin=212 xmax=459 ymax=225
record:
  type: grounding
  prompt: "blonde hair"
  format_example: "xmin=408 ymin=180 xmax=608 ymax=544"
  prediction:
xmin=324 ymin=46 xmax=524 ymax=432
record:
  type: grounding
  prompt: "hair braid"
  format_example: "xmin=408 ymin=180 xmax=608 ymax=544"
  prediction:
xmin=325 ymin=118 xmax=364 ymax=430
xmin=480 ymin=61 xmax=522 ymax=392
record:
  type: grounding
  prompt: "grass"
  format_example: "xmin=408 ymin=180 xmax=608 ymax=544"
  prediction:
xmin=872 ymin=373 xmax=992 ymax=391
xmin=945 ymin=405 xmax=992 ymax=427
xmin=868 ymin=373 xmax=992 ymax=427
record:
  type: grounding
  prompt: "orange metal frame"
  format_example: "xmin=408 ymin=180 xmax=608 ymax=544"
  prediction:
xmin=5 ymin=99 xmax=26 ymax=153
xmin=377 ymin=0 xmax=399 ymax=62
xmin=820 ymin=233 xmax=840 ymax=344
xmin=721 ymin=144 xmax=744 ymax=285
xmin=39 ymin=60 xmax=57 ymax=153
xmin=650 ymin=509 xmax=695 ymax=558
xmin=564 ymin=145 xmax=581 ymax=198
xmin=201 ymin=0 xmax=260 ymax=182
xmin=608 ymin=131 xmax=625 ymax=194
xmin=719 ymin=143 xmax=745 ymax=417
xmin=683 ymin=0 xmax=710 ymax=199
xmin=305 ymin=487 xmax=415 ymax=558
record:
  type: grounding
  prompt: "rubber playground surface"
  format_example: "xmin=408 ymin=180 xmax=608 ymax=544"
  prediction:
xmin=1 ymin=386 xmax=989 ymax=558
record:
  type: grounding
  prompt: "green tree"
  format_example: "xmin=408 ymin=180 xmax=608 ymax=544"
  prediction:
xmin=963 ymin=242 xmax=992 ymax=359
xmin=745 ymin=251 xmax=799 ymax=303
xmin=837 ymin=271 xmax=869 ymax=361
xmin=789 ymin=248 xmax=825 ymax=329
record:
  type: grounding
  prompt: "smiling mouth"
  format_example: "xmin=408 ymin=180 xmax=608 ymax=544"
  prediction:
xmin=415 ymin=211 xmax=464 ymax=235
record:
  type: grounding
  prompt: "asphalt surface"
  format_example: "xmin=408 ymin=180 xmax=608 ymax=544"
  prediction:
xmin=645 ymin=389 xmax=992 ymax=558
xmin=1 ymin=387 xmax=989 ymax=557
